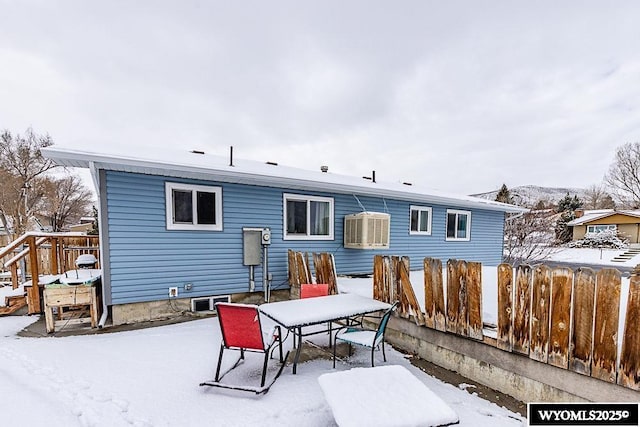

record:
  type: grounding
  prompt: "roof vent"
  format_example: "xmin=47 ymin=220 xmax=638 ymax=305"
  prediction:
xmin=402 ymin=182 xmax=412 ymax=186
xmin=320 ymin=165 xmax=329 ymax=173
xmin=190 ymin=150 xmax=205 ymax=155
xmin=266 ymin=161 xmax=278 ymax=166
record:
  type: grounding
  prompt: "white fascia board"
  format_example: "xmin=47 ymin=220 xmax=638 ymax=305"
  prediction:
xmin=42 ymin=147 xmax=528 ymax=214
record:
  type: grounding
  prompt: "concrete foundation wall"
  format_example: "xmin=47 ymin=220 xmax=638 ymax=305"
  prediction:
xmin=386 ymin=317 xmax=640 ymax=403
xmin=111 ymin=290 xmax=290 ymax=325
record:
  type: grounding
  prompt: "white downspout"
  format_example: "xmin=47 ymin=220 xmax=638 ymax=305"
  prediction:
xmin=89 ymin=161 xmax=109 ymax=328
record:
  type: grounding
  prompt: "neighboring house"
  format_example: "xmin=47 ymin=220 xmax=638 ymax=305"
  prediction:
xmin=68 ymin=216 xmax=96 ymax=234
xmin=42 ymin=146 xmax=526 ymax=325
xmin=567 ymin=209 xmax=640 ymax=243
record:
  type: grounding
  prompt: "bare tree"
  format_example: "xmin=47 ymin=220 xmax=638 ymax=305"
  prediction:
xmin=0 ymin=129 xmax=86 ymax=238
xmin=605 ymin=142 xmax=640 ymax=207
xmin=503 ymin=211 xmax=556 ymax=264
xmin=42 ymin=174 xmax=93 ymax=232
xmin=0 ymin=163 xmax=50 ymax=240
xmin=583 ymin=184 xmax=616 ymax=209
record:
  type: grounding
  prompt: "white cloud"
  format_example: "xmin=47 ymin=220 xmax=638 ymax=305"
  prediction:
xmin=1 ymin=1 xmax=639 ymax=195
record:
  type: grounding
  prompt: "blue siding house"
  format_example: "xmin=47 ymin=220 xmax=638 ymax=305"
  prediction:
xmin=42 ymin=146 xmax=526 ymax=325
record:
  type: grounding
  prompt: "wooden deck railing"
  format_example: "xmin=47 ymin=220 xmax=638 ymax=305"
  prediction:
xmin=0 ymin=233 xmax=100 ymax=314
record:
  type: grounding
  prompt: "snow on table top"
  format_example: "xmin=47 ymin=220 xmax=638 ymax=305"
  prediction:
xmin=259 ymin=293 xmax=390 ymax=328
xmin=318 ymin=365 xmax=459 ymax=427
xmin=58 ymin=269 xmax=102 ymax=285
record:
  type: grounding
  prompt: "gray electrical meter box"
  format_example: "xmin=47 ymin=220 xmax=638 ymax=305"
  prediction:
xmin=242 ymin=228 xmax=263 ymax=266
xmin=261 ymin=227 xmax=271 ymax=245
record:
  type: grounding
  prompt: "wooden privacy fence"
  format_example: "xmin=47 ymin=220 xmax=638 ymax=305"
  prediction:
xmin=287 ymin=250 xmax=338 ymax=295
xmin=373 ymin=255 xmax=640 ymax=392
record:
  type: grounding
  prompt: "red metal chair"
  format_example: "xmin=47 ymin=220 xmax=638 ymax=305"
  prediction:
xmin=200 ymin=302 xmax=287 ymax=394
xmin=299 ymin=283 xmax=332 ymax=346
xmin=300 ymin=283 xmax=329 ymax=299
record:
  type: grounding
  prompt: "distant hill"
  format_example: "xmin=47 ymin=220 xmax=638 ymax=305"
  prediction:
xmin=471 ymin=185 xmax=587 ymax=208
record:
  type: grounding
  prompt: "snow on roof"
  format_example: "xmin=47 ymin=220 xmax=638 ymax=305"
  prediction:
xmin=41 ymin=145 xmax=527 ymax=213
xmin=567 ymin=209 xmax=640 ymax=226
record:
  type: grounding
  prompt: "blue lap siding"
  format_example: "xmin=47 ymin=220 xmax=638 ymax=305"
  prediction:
xmin=105 ymin=171 xmax=505 ymax=305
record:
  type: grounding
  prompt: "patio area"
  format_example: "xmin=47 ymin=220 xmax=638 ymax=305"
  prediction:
xmin=1 ymin=313 xmax=525 ymax=426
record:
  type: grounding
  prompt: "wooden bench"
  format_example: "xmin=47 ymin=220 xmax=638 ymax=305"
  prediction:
xmin=318 ymin=365 xmax=459 ymax=427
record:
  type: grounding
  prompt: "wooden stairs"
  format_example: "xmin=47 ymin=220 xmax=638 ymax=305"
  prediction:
xmin=0 ymin=294 xmax=28 ymax=315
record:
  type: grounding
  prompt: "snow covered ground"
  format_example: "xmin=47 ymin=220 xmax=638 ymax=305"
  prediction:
xmin=0 ymin=315 xmax=524 ymax=426
xmin=0 ymin=247 xmax=635 ymax=426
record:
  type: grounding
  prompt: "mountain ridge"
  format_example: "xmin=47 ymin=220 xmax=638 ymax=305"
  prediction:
xmin=471 ymin=185 xmax=587 ymax=207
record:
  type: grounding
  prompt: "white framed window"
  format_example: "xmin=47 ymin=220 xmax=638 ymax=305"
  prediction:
xmin=586 ymin=224 xmax=616 ymax=233
xmin=283 ymin=193 xmax=334 ymax=240
xmin=165 ymin=182 xmax=223 ymax=231
xmin=446 ymin=209 xmax=471 ymax=241
xmin=410 ymin=205 xmax=432 ymax=235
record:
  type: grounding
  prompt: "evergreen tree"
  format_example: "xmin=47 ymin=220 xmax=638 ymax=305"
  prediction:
xmin=557 ymin=193 xmax=583 ymax=213
xmin=495 ymin=183 xmax=513 ymax=204
xmin=555 ymin=211 xmax=576 ymax=243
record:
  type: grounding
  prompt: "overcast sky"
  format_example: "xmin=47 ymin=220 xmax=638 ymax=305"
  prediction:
xmin=1 ymin=1 xmax=639 ymax=195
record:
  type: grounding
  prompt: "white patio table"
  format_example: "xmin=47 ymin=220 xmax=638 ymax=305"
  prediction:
xmin=259 ymin=293 xmax=391 ymax=374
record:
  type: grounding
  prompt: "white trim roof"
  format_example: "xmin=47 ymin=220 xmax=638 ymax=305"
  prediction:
xmin=567 ymin=209 xmax=640 ymax=226
xmin=41 ymin=145 xmax=527 ymax=214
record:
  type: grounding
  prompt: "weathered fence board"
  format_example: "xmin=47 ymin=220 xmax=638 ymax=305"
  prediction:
xmin=396 ymin=257 xmax=411 ymax=317
xmin=446 ymin=260 xmax=465 ymax=335
xmin=548 ymin=267 xmax=573 ymax=369
xmin=373 ymin=255 xmax=385 ymax=302
xmin=287 ymin=250 xmax=297 ymax=285
xmin=592 ymin=268 xmax=621 ymax=383
xmin=287 ymin=249 xmax=311 ymax=287
xmin=513 ymin=265 xmax=532 ymax=355
xmin=424 ymin=258 xmax=446 ymax=331
xmin=530 ymin=265 xmax=551 ymax=363
xmin=569 ymin=268 xmax=596 ymax=376
xmin=497 ymin=263 xmax=514 ymax=351
xmin=618 ymin=269 xmax=640 ymax=390
xmin=467 ymin=261 xmax=483 ymax=340
xmin=424 ymin=258 xmax=435 ymax=328
xmin=385 ymin=256 xmax=395 ymax=304
xmin=312 ymin=252 xmax=338 ymax=295
xmin=398 ymin=261 xmax=425 ymax=325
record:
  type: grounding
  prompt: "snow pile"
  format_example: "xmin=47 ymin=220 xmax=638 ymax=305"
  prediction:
xmin=318 ymin=365 xmax=459 ymax=427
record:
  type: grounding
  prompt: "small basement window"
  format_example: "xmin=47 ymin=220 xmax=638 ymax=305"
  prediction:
xmin=191 ymin=295 xmax=231 ymax=312
xmin=166 ymin=182 xmax=223 ymax=231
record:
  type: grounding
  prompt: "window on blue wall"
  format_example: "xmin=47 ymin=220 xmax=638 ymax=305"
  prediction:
xmin=410 ymin=206 xmax=432 ymax=235
xmin=446 ymin=209 xmax=471 ymax=241
xmin=283 ymin=193 xmax=334 ymax=240
xmin=165 ymin=182 xmax=223 ymax=231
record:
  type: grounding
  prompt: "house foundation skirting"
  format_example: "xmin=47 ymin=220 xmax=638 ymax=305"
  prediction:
xmin=110 ymin=290 xmax=290 ymax=325
xmin=385 ymin=317 xmax=640 ymax=403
